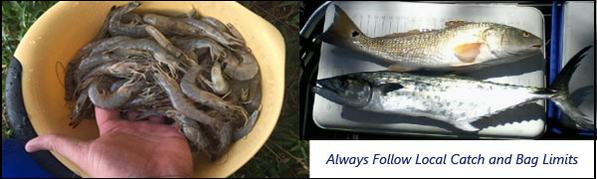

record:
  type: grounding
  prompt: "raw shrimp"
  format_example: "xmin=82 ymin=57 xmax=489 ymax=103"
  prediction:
xmin=172 ymin=37 xmax=227 ymax=62
xmin=200 ymin=61 xmax=230 ymax=96
xmin=180 ymin=66 xmax=248 ymax=124
xmin=142 ymin=13 xmax=198 ymax=36
xmin=66 ymin=35 xmax=130 ymax=100
xmin=233 ymin=105 xmax=261 ymax=140
xmin=88 ymin=78 xmax=142 ymax=109
xmin=65 ymin=39 xmax=109 ymax=101
xmin=121 ymin=13 xmax=144 ymax=27
xmin=77 ymin=54 xmax=124 ymax=74
xmin=179 ymin=118 xmax=211 ymax=156
xmin=69 ymin=92 xmax=93 ymax=127
xmin=65 ymin=2 xmax=262 ymax=162
xmin=167 ymin=110 xmax=212 ymax=153
xmin=110 ymin=38 xmax=187 ymax=76
xmin=199 ymin=16 xmax=244 ymax=44
xmin=153 ymin=70 xmax=221 ymax=128
xmin=145 ymin=25 xmax=183 ymax=57
xmin=144 ymin=12 xmax=240 ymax=48
xmin=200 ymin=16 xmax=227 ymax=31
xmin=144 ymin=25 xmax=197 ymax=66
xmin=111 ymin=48 xmax=154 ymax=60
xmin=181 ymin=18 xmax=243 ymax=48
xmin=223 ymin=49 xmax=259 ymax=81
xmin=209 ymin=121 xmax=233 ymax=160
xmin=133 ymin=105 xmax=171 ymax=121
xmin=93 ymin=6 xmax=118 ymax=41
xmin=172 ymin=111 xmax=233 ymax=161
xmin=225 ymin=23 xmax=246 ymax=44
xmin=110 ymin=79 xmax=127 ymax=92
xmin=81 ymin=61 xmax=147 ymax=81
xmin=245 ymin=74 xmax=262 ymax=111
xmin=87 ymin=36 xmax=133 ymax=56
xmin=124 ymin=95 xmax=168 ymax=110
xmin=73 ymin=36 xmax=134 ymax=83
xmin=122 ymin=84 xmax=169 ymax=109
xmin=108 ymin=2 xmax=148 ymax=37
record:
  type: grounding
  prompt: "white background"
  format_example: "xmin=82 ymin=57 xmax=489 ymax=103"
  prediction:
xmin=310 ymin=140 xmax=596 ymax=178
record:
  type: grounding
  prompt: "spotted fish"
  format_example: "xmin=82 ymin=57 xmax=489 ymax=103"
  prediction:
xmin=314 ymin=46 xmax=594 ymax=132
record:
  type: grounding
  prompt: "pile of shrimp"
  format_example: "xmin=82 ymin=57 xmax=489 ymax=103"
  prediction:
xmin=64 ymin=2 xmax=261 ymax=160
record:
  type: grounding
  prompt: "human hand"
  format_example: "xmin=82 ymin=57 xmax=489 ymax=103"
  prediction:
xmin=25 ymin=107 xmax=193 ymax=178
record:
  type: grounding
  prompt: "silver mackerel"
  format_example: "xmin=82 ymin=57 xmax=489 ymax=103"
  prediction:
xmin=314 ymin=46 xmax=594 ymax=131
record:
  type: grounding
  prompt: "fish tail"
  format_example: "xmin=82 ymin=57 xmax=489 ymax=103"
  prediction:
xmin=320 ymin=5 xmax=364 ymax=46
xmin=548 ymin=45 xmax=594 ymax=130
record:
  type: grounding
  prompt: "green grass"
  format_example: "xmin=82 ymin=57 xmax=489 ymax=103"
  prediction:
xmin=1 ymin=1 xmax=307 ymax=178
xmin=233 ymin=1 xmax=307 ymax=178
xmin=2 ymin=1 xmax=57 ymax=139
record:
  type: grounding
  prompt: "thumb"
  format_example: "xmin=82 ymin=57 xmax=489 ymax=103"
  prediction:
xmin=95 ymin=107 xmax=121 ymax=135
xmin=25 ymin=134 xmax=87 ymax=163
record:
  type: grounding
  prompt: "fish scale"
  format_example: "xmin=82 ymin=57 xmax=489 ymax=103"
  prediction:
xmin=321 ymin=5 xmax=543 ymax=70
xmin=357 ymin=24 xmax=493 ymax=67
xmin=362 ymin=72 xmax=546 ymax=123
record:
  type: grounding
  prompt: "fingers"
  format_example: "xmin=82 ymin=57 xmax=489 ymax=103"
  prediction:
xmin=125 ymin=111 xmax=163 ymax=124
xmin=25 ymin=134 xmax=87 ymax=165
xmin=148 ymin=116 xmax=164 ymax=124
xmin=126 ymin=111 xmax=139 ymax=120
xmin=125 ymin=110 xmax=164 ymax=123
xmin=95 ymin=107 xmax=120 ymax=122
xmin=134 ymin=120 xmax=184 ymax=138
xmin=95 ymin=107 xmax=121 ymax=135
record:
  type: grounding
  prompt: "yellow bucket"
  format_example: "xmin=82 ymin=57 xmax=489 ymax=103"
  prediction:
xmin=11 ymin=1 xmax=285 ymax=177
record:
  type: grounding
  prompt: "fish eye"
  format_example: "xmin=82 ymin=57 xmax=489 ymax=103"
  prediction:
xmin=522 ymin=32 xmax=530 ymax=37
xmin=352 ymin=31 xmax=360 ymax=37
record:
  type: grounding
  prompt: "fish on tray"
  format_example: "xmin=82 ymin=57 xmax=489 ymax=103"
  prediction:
xmin=314 ymin=46 xmax=594 ymax=132
xmin=321 ymin=5 xmax=543 ymax=71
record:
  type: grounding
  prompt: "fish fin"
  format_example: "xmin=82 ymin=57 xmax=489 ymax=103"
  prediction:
xmin=551 ymin=45 xmax=591 ymax=92
xmin=453 ymin=43 xmax=482 ymax=63
xmin=445 ymin=21 xmax=473 ymax=28
xmin=378 ymin=83 xmax=404 ymax=95
xmin=453 ymin=120 xmax=480 ymax=132
xmin=549 ymin=45 xmax=595 ymax=130
xmin=320 ymin=5 xmax=364 ymax=45
xmin=387 ymin=64 xmax=417 ymax=72
xmin=568 ymin=86 xmax=594 ymax=106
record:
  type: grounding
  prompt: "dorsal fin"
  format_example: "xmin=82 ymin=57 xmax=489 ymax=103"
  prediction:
xmin=445 ymin=21 xmax=473 ymax=28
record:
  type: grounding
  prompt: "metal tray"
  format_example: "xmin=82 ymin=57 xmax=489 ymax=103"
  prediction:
xmin=303 ymin=1 xmax=549 ymax=139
